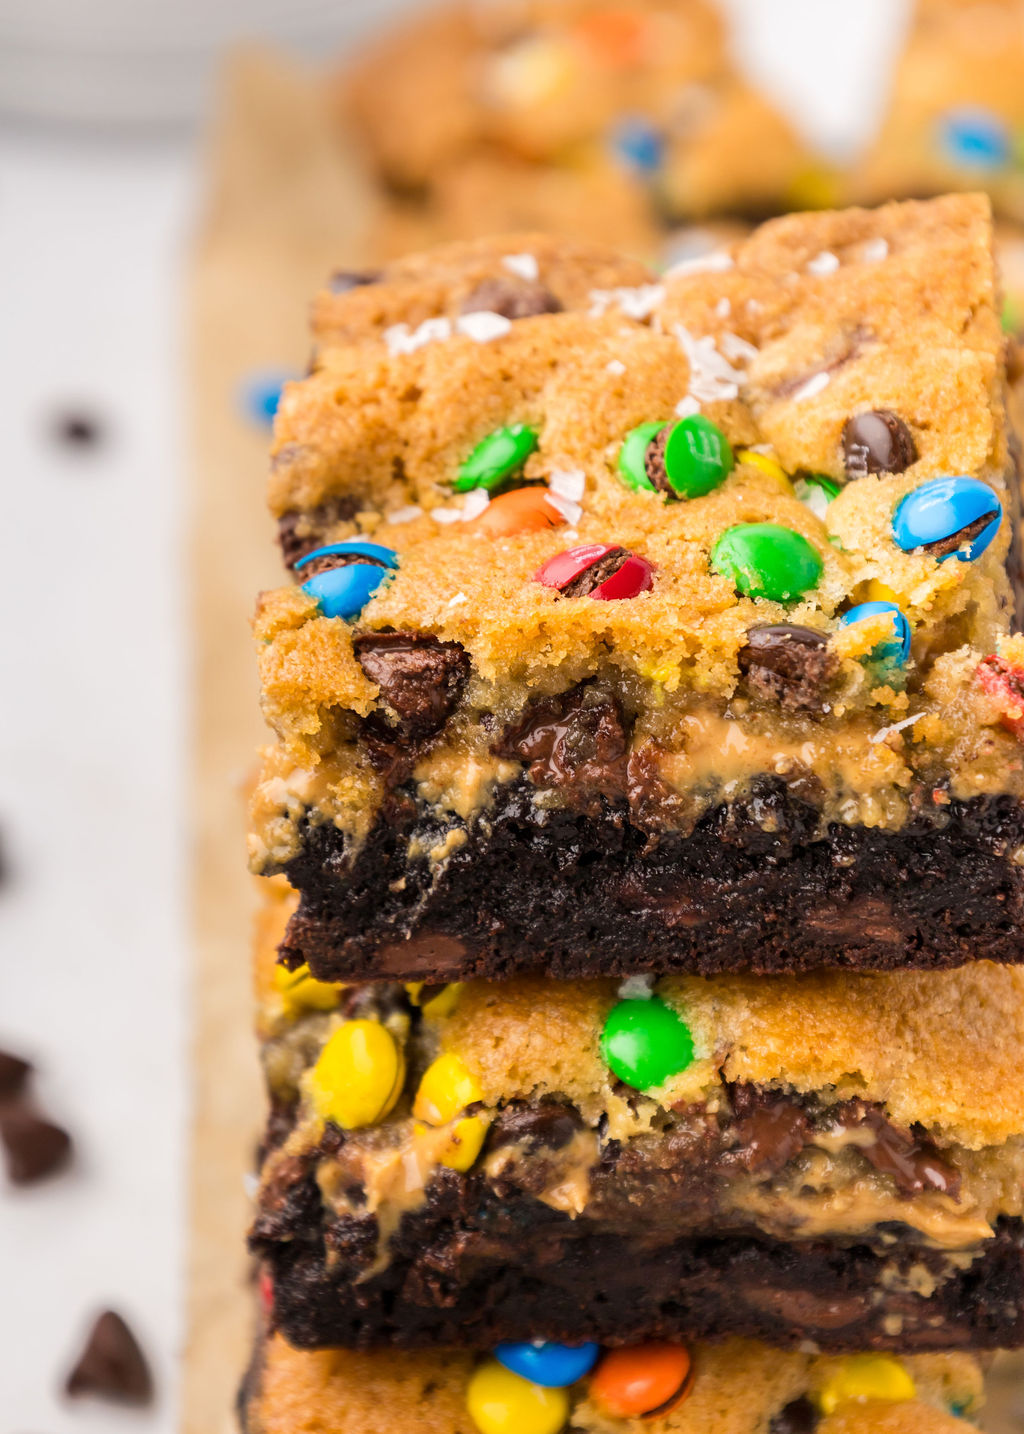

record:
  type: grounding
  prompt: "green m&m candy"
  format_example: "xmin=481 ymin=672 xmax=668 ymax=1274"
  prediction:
xmin=617 ymin=416 xmax=733 ymax=500
xmin=711 ymin=522 xmax=823 ymax=603
xmin=600 ymin=997 xmax=695 ymax=1091
xmin=662 ymin=414 xmax=733 ymax=498
xmin=617 ymin=421 xmax=665 ymax=493
xmin=455 ymin=423 xmax=539 ymax=493
xmin=794 ymin=473 xmax=842 ymax=522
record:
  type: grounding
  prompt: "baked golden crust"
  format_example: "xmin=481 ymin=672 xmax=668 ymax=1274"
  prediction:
xmin=244 ymin=1333 xmax=982 ymax=1434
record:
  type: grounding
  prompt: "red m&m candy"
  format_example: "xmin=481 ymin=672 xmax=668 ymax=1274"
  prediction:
xmin=535 ymin=543 xmax=654 ymax=600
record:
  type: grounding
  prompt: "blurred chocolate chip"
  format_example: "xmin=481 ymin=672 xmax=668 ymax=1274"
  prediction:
xmin=327 ymin=268 xmax=382 ymax=293
xmin=842 ymin=410 xmax=917 ymax=478
xmin=0 ymin=1048 xmax=31 ymax=1099
xmin=644 ymin=425 xmax=672 ymax=494
xmin=52 ymin=411 xmax=104 ymax=449
xmin=770 ymin=1395 xmax=820 ymax=1433
xmin=738 ymin=625 xmax=837 ymax=711
xmin=560 ymin=547 xmax=629 ymax=597
xmin=460 ymin=276 xmax=562 ymax=321
xmin=65 ymin=1311 xmax=154 ymax=1405
xmin=489 ymin=1101 xmax=584 ymax=1154
xmin=355 ymin=632 xmax=471 ymax=740
xmin=0 ymin=1108 xmax=72 ymax=1184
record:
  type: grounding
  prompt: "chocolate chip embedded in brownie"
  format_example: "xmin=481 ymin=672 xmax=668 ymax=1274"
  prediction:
xmin=240 ymin=1328 xmax=983 ymax=1434
xmin=252 ymin=199 xmax=1024 ymax=985
xmin=250 ymin=940 xmax=1024 ymax=1352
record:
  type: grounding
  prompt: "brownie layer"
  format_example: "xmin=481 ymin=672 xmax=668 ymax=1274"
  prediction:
xmin=279 ymin=783 xmax=1024 ymax=982
xmin=254 ymin=1182 xmax=1024 ymax=1353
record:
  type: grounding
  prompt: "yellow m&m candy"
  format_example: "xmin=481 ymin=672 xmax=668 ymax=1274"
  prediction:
xmin=274 ymin=962 xmax=341 ymax=1017
xmin=466 ymin=1360 xmax=569 ymax=1434
xmin=816 ymin=1355 xmax=916 ymax=1415
xmin=309 ymin=1020 xmax=405 ymax=1130
xmin=413 ymin=1052 xmax=483 ymax=1126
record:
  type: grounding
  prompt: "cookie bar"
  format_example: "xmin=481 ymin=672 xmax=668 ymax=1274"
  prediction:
xmin=852 ymin=0 xmax=1024 ymax=223
xmin=250 ymin=882 xmax=1024 ymax=1353
xmin=337 ymin=0 xmax=811 ymax=259
xmin=251 ymin=198 xmax=1024 ymax=985
xmin=239 ymin=1329 xmax=985 ymax=1433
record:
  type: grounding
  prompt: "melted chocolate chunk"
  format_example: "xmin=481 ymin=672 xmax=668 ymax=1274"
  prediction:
xmin=0 ymin=1048 xmax=31 ymax=1099
xmin=354 ymin=632 xmax=470 ymax=740
xmin=65 ymin=1311 xmax=154 ymax=1405
xmin=0 ymin=1108 xmax=71 ymax=1184
xmin=770 ymin=1395 xmax=820 ymax=1433
xmin=277 ymin=497 xmax=364 ymax=571
xmin=460 ymin=276 xmax=562 ymax=320
xmin=488 ymin=1101 xmax=584 ymax=1155
xmin=559 ymin=547 xmax=629 ymax=597
xmin=722 ymin=1086 xmax=811 ymax=1177
xmin=493 ymin=683 xmax=630 ymax=813
xmin=626 ymin=743 xmax=690 ymax=834
xmin=921 ymin=512 xmax=994 ymax=560
xmin=834 ymin=1102 xmax=960 ymax=1198
xmin=327 ymin=269 xmax=382 ymax=293
xmin=341 ymin=981 xmax=413 ymax=1024
xmin=842 ymin=410 xmax=917 ymax=478
xmin=738 ymin=625 xmax=837 ymax=711
xmin=644 ymin=424 xmax=672 ymax=494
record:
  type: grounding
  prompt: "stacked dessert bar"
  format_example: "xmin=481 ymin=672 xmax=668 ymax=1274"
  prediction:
xmin=243 ymin=196 xmax=1024 ymax=1429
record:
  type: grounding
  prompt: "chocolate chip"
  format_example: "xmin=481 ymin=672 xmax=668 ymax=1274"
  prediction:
xmin=738 ymin=625 xmax=837 ymax=711
xmin=493 ymin=682 xmax=630 ymax=813
xmin=722 ymin=1086 xmax=811 ymax=1177
xmin=0 ymin=1048 xmax=31 ymax=1099
xmin=842 ymin=410 xmax=917 ymax=478
xmin=327 ymin=269 xmax=382 ymax=293
xmin=921 ymin=511 xmax=993 ymax=559
xmin=65 ymin=1311 xmax=154 ymax=1405
xmin=52 ymin=410 xmax=104 ymax=449
xmin=488 ymin=1101 xmax=584 ymax=1155
xmin=354 ymin=631 xmax=470 ymax=740
xmin=643 ymin=425 xmax=672 ymax=494
xmin=832 ymin=1102 xmax=960 ymax=1198
xmin=770 ymin=1396 xmax=820 ymax=1434
xmin=277 ymin=498 xmax=363 ymax=571
xmin=460 ymin=276 xmax=562 ymax=321
xmin=559 ymin=547 xmax=629 ymax=597
xmin=0 ymin=1108 xmax=71 ymax=1184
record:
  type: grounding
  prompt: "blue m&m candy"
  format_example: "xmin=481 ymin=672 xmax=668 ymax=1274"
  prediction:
xmin=938 ymin=107 xmax=1011 ymax=170
xmin=892 ymin=477 xmax=1002 ymax=563
xmin=610 ymin=116 xmax=665 ymax=174
xmin=495 ymin=1341 xmax=600 ymax=1388
xmin=840 ymin=602 xmax=912 ymax=667
xmin=241 ymin=371 xmax=293 ymax=427
xmin=295 ymin=540 xmax=399 ymax=620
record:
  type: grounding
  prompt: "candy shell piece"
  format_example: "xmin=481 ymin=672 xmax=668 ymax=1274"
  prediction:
xmin=413 ymin=1052 xmax=483 ymax=1126
xmin=839 ymin=601 xmax=912 ymax=665
xmin=976 ymin=655 xmax=1024 ymax=740
xmin=455 ymin=424 xmax=539 ymax=493
xmin=663 ymin=415 xmax=733 ymax=498
xmin=938 ymin=106 xmax=1011 ymax=169
xmin=309 ymin=1020 xmax=405 ymax=1130
xmin=302 ymin=564 xmax=390 ymax=621
xmin=794 ymin=473 xmax=841 ymax=521
xmin=590 ymin=1344 xmax=693 ymax=1419
xmin=816 ymin=1355 xmax=916 ymax=1415
xmin=470 ymin=486 xmax=565 ymax=538
xmin=711 ymin=523 xmax=823 ymax=603
xmin=892 ymin=477 xmax=1002 ymax=563
xmin=617 ymin=422 xmax=666 ymax=493
xmin=495 ymin=1342 xmax=600 ymax=1389
xmin=274 ymin=962 xmax=342 ymax=1016
xmin=466 ymin=1361 xmax=570 ymax=1434
xmin=601 ymin=997 xmax=695 ymax=1091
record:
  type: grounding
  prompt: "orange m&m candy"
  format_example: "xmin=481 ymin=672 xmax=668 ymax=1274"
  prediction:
xmin=590 ymin=1344 xmax=693 ymax=1419
xmin=469 ymin=486 xmax=566 ymax=539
